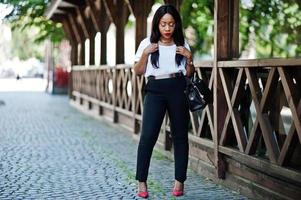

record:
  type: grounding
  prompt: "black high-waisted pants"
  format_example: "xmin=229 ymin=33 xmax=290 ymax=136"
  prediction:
xmin=136 ymin=75 xmax=190 ymax=183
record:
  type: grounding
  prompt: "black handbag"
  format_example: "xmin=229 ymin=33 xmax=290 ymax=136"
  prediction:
xmin=184 ymin=72 xmax=213 ymax=112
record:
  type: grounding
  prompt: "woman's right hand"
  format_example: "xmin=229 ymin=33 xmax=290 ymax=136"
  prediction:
xmin=143 ymin=43 xmax=158 ymax=55
xmin=134 ymin=43 xmax=158 ymax=76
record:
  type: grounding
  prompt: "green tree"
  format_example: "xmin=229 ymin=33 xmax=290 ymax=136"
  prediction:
xmin=0 ymin=0 xmax=64 ymax=44
xmin=240 ymin=0 xmax=301 ymax=58
xmin=181 ymin=0 xmax=301 ymax=58
xmin=181 ymin=0 xmax=214 ymax=57
xmin=11 ymin=27 xmax=45 ymax=60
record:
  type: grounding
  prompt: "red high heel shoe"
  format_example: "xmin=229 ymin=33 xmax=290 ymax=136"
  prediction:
xmin=172 ymin=182 xmax=184 ymax=197
xmin=172 ymin=189 xmax=184 ymax=197
xmin=137 ymin=191 xmax=149 ymax=198
xmin=137 ymin=182 xmax=148 ymax=198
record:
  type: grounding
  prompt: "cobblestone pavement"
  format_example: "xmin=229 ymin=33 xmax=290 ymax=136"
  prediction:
xmin=0 ymin=92 xmax=248 ymax=200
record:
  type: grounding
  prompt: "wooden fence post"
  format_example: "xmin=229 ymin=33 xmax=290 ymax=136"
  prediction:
xmin=213 ymin=0 xmax=239 ymax=179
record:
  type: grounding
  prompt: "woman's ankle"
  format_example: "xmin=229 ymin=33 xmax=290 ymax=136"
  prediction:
xmin=138 ymin=181 xmax=148 ymax=192
xmin=174 ymin=180 xmax=184 ymax=191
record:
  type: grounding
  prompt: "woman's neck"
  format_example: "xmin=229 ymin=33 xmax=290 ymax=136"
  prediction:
xmin=159 ymin=38 xmax=174 ymax=45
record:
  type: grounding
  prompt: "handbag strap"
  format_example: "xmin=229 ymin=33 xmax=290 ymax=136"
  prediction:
xmin=186 ymin=71 xmax=202 ymax=85
xmin=185 ymin=73 xmax=193 ymax=85
xmin=189 ymin=71 xmax=200 ymax=82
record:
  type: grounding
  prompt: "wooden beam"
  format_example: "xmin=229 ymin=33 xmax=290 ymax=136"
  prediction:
xmin=51 ymin=14 xmax=65 ymax=23
xmin=219 ymin=68 xmax=247 ymax=151
xmin=79 ymin=6 xmax=98 ymax=37
xmin=218 ymin=58 xmax=301 ymax=68
xmin=213 ymin=0 xmax=225 ymax=180
xmin=45 ymin=0 xmax=62 ymax=19
xmin=229 ymin=0 xmax=239 ymax=58
xmin=129 ymin=0 xmax=154 ymax=51
xmin=102 ymin=0 xmax=111 ymax=65
xmin=89 ymin=36 xmax=95 ymax=65
xmin=63 ymin=0 xmax=85 ymax=7
xmin=245 ymin=68 xmax=280 ymax=163
xmin=78 ymin=42 xmax=85 ymax=65
xmin=58 ymin=7 xmax=90 ymax=39
xmin=84 ymin=0 xmax=111 ymax=65
xmin=278 ymin=67 xmax=301 ymax=142
xmin=59 ymin=8 xmax=85 ymax=42
xmin=213 ymin=0 xmax=240 ymax=179
xmin=74 ymin=7 xmax=90 ymax=39
xmin=78 ymin=5 xmax=98 ymax=65
xmin=84 ymin=0 xmax=101 ymax=32
xmin=64 ymin=9 xmax=85 ymax=66
xmin=244 ymin=68 xmax=279 ymax=155
xmin=226 ymin=158 xmax=301 ymax=200
xmin=219 ymin=146 xmax=301 ymax=186
xmin=64 ymin=14 xmax=82 ymax=43
xmin=278 ymin=100 xmax=301 ymax=166
xmin=103 ymin=0 xmax=130 ymax=64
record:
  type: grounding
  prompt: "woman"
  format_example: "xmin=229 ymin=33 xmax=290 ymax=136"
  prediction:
xmin=133 ymin=4 xmax=194 ymax=198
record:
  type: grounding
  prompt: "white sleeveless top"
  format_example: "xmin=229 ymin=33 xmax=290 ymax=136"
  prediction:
xmin=134 ymin=37 xmax=190 ymax=77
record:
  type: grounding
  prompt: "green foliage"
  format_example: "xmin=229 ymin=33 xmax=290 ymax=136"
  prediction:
xmin=0 ymin=0 xmax=64 ymax=44
xmin=11 ymin=28 xmax=45 ymax=60
xmin=181 ymin=0 xmax=214 ymax=56
xmin=240 ymin=0 xmax=301 ymax=58
xmin=181 ymin=0 xmax=301 ymax=58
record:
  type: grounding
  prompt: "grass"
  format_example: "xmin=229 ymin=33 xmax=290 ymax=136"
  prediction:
xmin=153 ymin=149 xmax=169 ymax=161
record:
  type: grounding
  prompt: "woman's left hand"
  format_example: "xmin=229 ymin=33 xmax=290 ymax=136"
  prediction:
xmin=176 ymin=46 xmax=195 ymax=77
xmin=176 ymin=46 xmax=192 ymax=60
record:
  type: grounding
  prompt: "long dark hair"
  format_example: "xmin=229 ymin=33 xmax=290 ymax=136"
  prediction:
xmin=150 ymin=4 xmax=185 ymax=68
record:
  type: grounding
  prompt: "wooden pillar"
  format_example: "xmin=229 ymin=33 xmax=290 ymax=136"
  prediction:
xmin=115 ymin=18 xmax=125 ymax=64
xmin=129 ymin=0 xmax=154 ymax=51
xmin=213 ymin=0 xmax=239 ymax=179
xmin=79 ymin=42 xmax=85 ymax=65
xmin=89 ymin=36 xmax=95 ymax=65
xmin=86 ymin=0 xmax=110 ymax=65
xmin=75 ymin=7 xmax=91 ymax=66
xmin=66 ymin=12 xmax=85 ymax=65
xmin=59 ymin=8 xmax=89 ymax=66
xmin=164 ymin=0 xmax=183 ymax=11
xmin=52 ymin=14 xmax=81 ymax=99
xmin=100 ymin=29 xmax=108 ymax=65
xmin=62 ymin=18 xmax=78 ymax=99
xmin=69 ymin=42 xmax=77 ymax=65
xmin=79 ymin=7 xmax=97 ymax=65
xmin=103 ymin=0 xmax=130 ymax=64
xmin=99 ymin=1 xmax=110 ymax=65
xmin=58 ymin=7 xmax=86 ymax=65
xmin=128 ymin=0 xmax=154 ymax=133
xmin=68 ymin=41 xmax=76 ymax=99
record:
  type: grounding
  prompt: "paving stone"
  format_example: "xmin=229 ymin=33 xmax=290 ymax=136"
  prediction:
xmin=0 ymin=92 xmax=248 ymax=199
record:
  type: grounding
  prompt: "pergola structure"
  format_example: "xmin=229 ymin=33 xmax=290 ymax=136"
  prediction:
xmin=45 ymin=0 xmax=301 ymax=199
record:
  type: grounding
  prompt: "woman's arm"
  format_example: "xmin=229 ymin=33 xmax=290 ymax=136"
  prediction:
xmin=134 ymin=43 xmax=158 ymax=75
xmin=133 ymin=52 xmax=149 ymax=75
xmin=185 ymin=56 xmax=195 ymax=77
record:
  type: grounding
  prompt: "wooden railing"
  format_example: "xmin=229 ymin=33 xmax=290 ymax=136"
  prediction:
xmin=71 ymin=58 xmax=301 ymax=199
